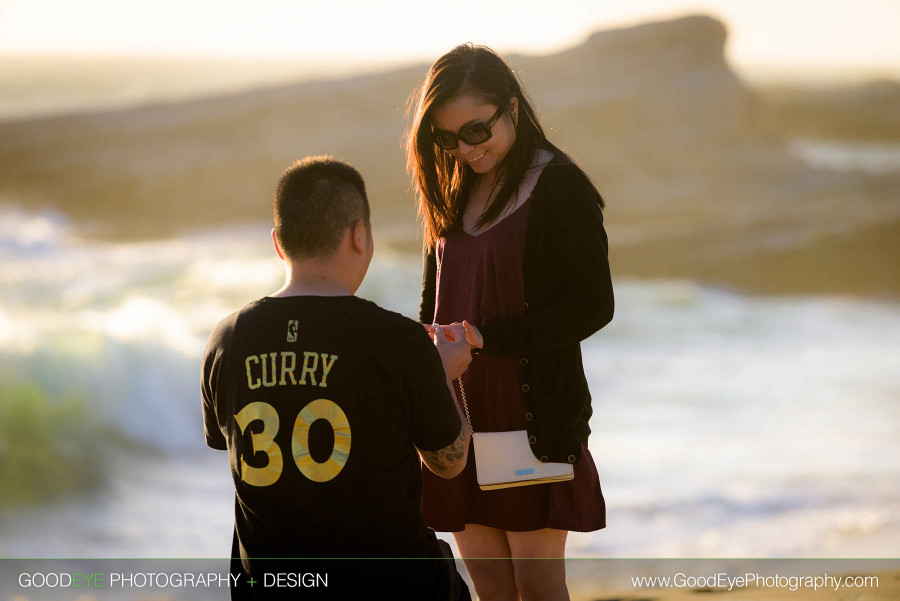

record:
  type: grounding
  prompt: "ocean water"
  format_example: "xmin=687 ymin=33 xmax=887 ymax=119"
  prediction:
xmin=0 ymin=209 xmax=897 ymax=559
xmin=788 ymin=138 xmax=900 ymax=174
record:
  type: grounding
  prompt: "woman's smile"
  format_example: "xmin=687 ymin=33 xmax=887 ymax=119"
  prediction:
xmin=465 ymin=151 xmax=487 ymax=165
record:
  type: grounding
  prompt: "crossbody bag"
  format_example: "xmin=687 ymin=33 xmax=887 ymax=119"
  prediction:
xmin=458 ymin=377 xmax=574 ymax=490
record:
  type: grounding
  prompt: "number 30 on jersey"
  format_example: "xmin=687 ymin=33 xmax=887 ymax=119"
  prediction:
xmin=234 ymin=399 xmax=351 ymax=486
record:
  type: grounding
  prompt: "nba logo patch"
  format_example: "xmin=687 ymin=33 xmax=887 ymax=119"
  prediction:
xmin=287 ymin=320 xmax=299 ymax=342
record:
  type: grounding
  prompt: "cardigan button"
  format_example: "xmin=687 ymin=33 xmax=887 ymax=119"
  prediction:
xmin=524 ymin=412 xmax=533 ymax=422
xmin=524 ymin=302 xmax=529 ymax=310
xmin=568 ymin=455 xmax=576 ymax=464
xmin=519 ymin=357 xmax=528 ymax=367
xmin=540 ymin=456 xmax=549 ymax=463
xmin=528 ymin=436 xmax=537 ymax=445
xmin=521 ymin=384 xmax=530 ymax=393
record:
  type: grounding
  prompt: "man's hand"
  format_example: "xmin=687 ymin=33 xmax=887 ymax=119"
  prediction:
xmin=433 ymin=323 xmax=472 ymax=380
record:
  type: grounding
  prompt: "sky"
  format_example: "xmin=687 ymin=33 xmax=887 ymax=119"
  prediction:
xmin=1 ymin=0 xmax=899 ymax=76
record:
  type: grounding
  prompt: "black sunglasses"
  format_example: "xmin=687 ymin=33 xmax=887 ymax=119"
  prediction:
xmin=431 ymin=106 xmax=505 ymax=150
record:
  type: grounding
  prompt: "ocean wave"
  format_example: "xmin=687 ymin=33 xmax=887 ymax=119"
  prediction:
xmin=0 ymin=382 xmax=109 ymax=507
xmin=788 ymin=138 xmax=900 ymax=174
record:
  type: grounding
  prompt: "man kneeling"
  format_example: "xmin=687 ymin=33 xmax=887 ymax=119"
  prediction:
xmin=202 ymin=156 xmax=472 ymax=600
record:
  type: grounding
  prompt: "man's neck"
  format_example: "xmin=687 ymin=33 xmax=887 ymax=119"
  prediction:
xmin=271 ymin=271 xmax=352 ymax=298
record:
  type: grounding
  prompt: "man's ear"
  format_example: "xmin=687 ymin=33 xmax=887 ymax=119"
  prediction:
xmin=350 ymin=219 xmax=368 ymax=254
xmin=272 ymin=228 xmax=285 ymax=260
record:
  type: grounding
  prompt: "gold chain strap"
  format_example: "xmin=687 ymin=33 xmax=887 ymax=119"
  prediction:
xmin=457 ymin=377 xmax=474 ymax=432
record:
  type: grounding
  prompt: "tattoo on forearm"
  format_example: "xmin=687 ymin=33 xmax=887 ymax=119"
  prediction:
xmin=421 ymin=428 xmax=468 ymax=474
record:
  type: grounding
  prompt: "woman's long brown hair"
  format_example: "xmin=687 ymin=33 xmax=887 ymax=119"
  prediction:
xmin=405 ymin=43 xmax=602 ymax=248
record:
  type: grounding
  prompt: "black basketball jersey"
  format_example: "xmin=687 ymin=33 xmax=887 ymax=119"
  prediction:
xmin=202 ymin=295 xmax=460 ymax=565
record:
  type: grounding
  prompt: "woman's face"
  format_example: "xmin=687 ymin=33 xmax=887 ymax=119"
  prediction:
xmin=430 ymin=94 xmax=517 ymax=181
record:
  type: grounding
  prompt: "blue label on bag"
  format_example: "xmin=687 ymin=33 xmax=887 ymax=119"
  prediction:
xmin=515 ymin=468 xmax=535 ymax=476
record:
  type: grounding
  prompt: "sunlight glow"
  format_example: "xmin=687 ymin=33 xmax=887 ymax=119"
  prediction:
xmin=0 ymin=0 xmax=898 ymax=75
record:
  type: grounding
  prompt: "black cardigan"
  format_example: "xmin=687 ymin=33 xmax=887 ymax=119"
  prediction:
xmin=419 ymin=160 xmax=614 ymax=464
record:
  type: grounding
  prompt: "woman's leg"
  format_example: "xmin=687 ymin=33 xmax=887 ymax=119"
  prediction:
xmin=453 ymin=524 xmax=519 ymax=601
xmin=507 ymin=528 xmax=569 ymax=601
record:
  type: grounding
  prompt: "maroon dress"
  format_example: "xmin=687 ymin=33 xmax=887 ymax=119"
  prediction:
xmin=422 ymin=197 xmax=606 ymax=532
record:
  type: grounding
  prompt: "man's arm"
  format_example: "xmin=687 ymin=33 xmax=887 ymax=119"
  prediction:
xmin=201 ymin=317 xmax=233 ymax=451
xmin=417 ymin=325 xmax=472 ymax=479
xmin=418 ymin=381 xmax=470 ymax=478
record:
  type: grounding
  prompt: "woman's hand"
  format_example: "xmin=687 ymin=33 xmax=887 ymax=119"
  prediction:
xmin=424 ymin=322 xmax=465 ymax=341
xmin=426 ymin=321 xmax=484 ymax=350
xmin=462 ymin=320 xmax=484 ymax=349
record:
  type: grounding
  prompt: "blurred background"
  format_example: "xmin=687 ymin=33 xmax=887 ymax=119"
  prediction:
xmin=0 ymin=0 xmax=898 ymax=561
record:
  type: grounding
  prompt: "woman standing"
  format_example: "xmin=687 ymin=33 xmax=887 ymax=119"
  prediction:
xmin=406 ymin=44 xmax=614 ymax=601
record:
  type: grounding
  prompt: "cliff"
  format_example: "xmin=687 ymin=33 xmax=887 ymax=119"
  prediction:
xmin=1 ymin=15 xmax=897 ymax=296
